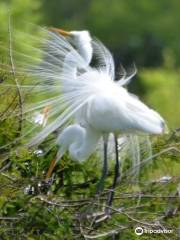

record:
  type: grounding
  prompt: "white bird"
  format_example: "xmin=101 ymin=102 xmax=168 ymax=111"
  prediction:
xmin=1 ymin=27 xmax=168 ymax=201
xmin=44 ymin=29 xmax=131 ymax=190
xmin=40 ymin=28 xmax=168 ymax=199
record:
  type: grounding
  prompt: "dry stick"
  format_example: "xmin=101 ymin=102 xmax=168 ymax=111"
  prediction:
xmin=58 ymin=193 xmax=180 ymax=204
xmin=31 ymin=194 xmax=178 ymax=235
xmin=0 ymin=217 xmax=19 ymax=221
xmin=33 ymin=195 xmax=91 ymax=208
xmin=0 ymin=83 xmax=40 ymax=150
xmin=0 ymin=162 xmax=11 ymax=174
xmin=82 ymin=227 xmax=124 ymax=239
xmin=0 ymin=93 xmax=18 ymax=119
xmin=0 ymin=172 xmax=16 ymax=182
xmin=81 ymin=202 xmax=170 ymax=239
xmin=95 ymin=203 xmax=164 ymax=228
xmin=8 ymin=16 xmax=23 ymax=135
xmin=0 ymin=74 xmax=36 ymax=120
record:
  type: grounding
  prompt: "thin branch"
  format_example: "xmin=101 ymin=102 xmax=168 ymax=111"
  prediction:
xmin=32 ymin=195 xmax=91 ymax=208
xmin=0 ymin=162 xmax=11 ymax=173
xmin=124 ymin=144 xmax=180 ymax=177
xmin=82 ymin=228 xmax=123 ymax=239
xmin=0 ymin=216 xmax=19 ymax=221
xmin=8 ymin=15 xmax=23 ymax=135
xmin=94 ymin=203 xmax=163 ymax=228
xmin=0 ymin=172 xmax=16 ymax=181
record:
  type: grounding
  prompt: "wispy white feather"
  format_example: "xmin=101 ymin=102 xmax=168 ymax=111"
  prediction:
xmin=0 ymin=25 xmax=166 ymax=179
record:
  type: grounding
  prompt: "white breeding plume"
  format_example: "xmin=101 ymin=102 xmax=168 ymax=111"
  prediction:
xmin=0 ymin=26 xmax=167 ymax=188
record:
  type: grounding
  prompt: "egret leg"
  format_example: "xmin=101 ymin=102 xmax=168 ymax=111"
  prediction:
xmin=96 ymin=136 xmax=108 ymax=194
xmin=107 ymin=135 xmax=120 ymax=208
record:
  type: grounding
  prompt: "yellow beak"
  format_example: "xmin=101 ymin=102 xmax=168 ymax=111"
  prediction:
xmin=49 ymin=27 xmax=71 ymax=37
xmin=45 ymin=159 xmax=57 ymax=181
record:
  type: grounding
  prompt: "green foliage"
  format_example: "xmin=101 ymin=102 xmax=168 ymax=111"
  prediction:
xmin=0 ymin=0 xmax=42 ymax=60
xmin=0 ymin=1 xmax=180 ymax=239
xmin=140 ymin=67 xmax=180 ymax=128
xmin=0 ymin=131 xmax=179 ymax=239
xmin=42 ymin=0 xmax=180 ymax=66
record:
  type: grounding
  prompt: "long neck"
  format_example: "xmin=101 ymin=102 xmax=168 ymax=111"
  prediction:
xmin=77 ymin=41 xmax=93 ymax=66
xmin=62 ymin=41 xmax=93 ymax=80
xmin=69 ymin=125 xmax=101 ymax=161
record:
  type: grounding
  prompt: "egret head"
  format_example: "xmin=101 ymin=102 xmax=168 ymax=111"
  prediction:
xmin=49 ymin=28 xmax=92 ymax=64
xmin=50 ymin=28 xmax=91 ymax=44
xmin=70 ymin=30 xmax=91 ymax=44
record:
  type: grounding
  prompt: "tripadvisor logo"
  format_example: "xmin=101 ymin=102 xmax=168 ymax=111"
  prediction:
xmin=135 ymin=227 xmax=143 ymax=236
xmin=135 ymin=226 xmax=173 ymax=235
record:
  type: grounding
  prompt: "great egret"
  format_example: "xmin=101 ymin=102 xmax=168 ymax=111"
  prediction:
xmin=45 ymin=29 xmax=111 ymax=192
xmin=44 ymin=29 xmax=132 ymax=194
xmin=1 ymin=27 xmax=167 ymax=204
xmin=42 ymin=28 xmax=167 ymax=202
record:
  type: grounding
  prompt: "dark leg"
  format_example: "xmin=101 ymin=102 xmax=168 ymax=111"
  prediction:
xmin=107 ymin=135 xmax=121 ymax=208
xmin=96 ymin=136 xmax=108 ymax=194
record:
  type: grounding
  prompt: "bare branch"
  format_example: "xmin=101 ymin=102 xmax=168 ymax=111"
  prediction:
xmin=8 ymin=15 xmax=23 ymax=135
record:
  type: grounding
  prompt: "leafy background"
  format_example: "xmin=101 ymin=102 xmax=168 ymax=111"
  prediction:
xmin=0 ymin=0 xmax=179 ymax=239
